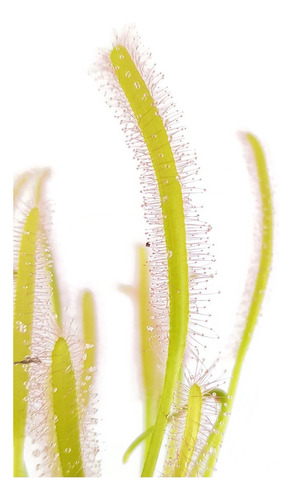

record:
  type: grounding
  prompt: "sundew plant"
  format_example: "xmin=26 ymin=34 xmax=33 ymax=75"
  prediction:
xmin=13 ymin=28 xmax=273 ymax=477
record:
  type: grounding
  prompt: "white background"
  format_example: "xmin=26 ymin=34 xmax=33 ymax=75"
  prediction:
xmin=2 ymin=0 xmax=292 ymax=497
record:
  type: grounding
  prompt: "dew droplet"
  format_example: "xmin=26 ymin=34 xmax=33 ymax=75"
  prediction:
xmin=119 ymin=54 xmax=124 ymax=59
xmin=167 ymin=250 xmax=173 ymax=258
xmin=162 ymin=195 xmax=168 ymax=203
xmin=16 ymin=320 xmax=27 ymax=333
xmin=125 ymin=70 xmax=131 ymax=78
xmin=146 ymin=326 xmax=154 ymax=332
xmin=53 ymin=387 xmax=58 ymax=393
xmin=164 ymin=164 xmax=170 ymax=169
xmin=115 ymin=65 xmax=120 ymax=70
xmin=65 ymin=447 xmax=71 ymax=454
xmin=134 ymin=81 xmax=140 ymax=89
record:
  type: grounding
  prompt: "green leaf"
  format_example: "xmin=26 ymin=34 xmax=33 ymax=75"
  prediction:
xmin=110 ymin=43 xmax=189 ymax=478
xmin=51 ymin=337 xmax=84 ymax=477
xmin=13 ymin=207 xmax=40 ymax=476
xmin=80 ymin=290 xmax=96 ymax=407
xmin=173 ymin=383 xmax=202 ymax=477
xmin=200 ymin=133 xmax=273 ymax=476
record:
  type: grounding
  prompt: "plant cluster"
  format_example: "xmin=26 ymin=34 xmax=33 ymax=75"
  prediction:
xmin=13 ymin=28 xmax=273 ymax=477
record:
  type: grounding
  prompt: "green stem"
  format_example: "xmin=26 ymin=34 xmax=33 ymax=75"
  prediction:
xmin=202 ymin=133 xmax=273 ymax=476
xmin=123 ymin=426 xmax=154 ymax=464
xmin=123 ymin=403 xmax=188 ymax=465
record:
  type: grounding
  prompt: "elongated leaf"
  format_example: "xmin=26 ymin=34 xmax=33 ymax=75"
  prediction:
xmin=51 ymin=337 xmax=84 ymax=477
xmin=13 ymin=207 xmax=40 ymax=476
xmin=173 ymin=384 xmax=202 ymax=476
xmin=81 ymin=290 xmax=96 ymax=407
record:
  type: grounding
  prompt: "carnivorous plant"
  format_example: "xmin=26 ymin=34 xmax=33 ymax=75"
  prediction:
xmin=13 ymin=28 xmax=272 ymax=477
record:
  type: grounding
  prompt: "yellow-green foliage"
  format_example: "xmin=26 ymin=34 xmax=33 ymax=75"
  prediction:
xmin=173 ymin=384 xmax=202 ymax=477
xmin=13 ymin=171 xmax=31 ymax=205
xmin=137 ymin=246 xmax=163 ymax=453
xmin=81 ymin=290 xmax=96 ymax=407
xmin=51 ymin=337 xmax=84 ymax=477
xmin=111 ymin=44 xmax=189 ymax=478
xmin=13 ymin=171 xmax=98 ymax=477
xmin=13 ymin=30 xmax=273 ymax=479
xmin=13 ymin=207 xmax=40 ymax=476
xmin=191 ymin=133 xmax=273 ymax=477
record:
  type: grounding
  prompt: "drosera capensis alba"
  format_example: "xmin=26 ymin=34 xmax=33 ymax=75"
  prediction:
xmin=195 ymin=132 xmax=273 ymax=477
xmin=96 ymin=27 xmax=215 ymax=476
xmin=13 ymin=206 xmax=40 ymax=477
xmin=189 ymin=388 xmax=228 ymax=477
xmin=172 ymin=383 xmax=202 ymax=477
xmin=80 ymin=290 xmax=97 ymax=408
xmin=51 ymin=337 xmax=84 ymax=477
xmin=13 ymin=169 xmax=52 ymax=476
xmin=95 ymin=28 xmax=273 ymax=477
xmin=13 ymin=29 xmax=273 ymax=477
xmin=13 ymin=170 xmax=100 ymax=477
xmin=161 ymin=355 xmax=227 ymax=477
xmin=120 ymin=244 xmax=164 ymax=459
xmin=137 ymin=246 xmax=164 ymax=443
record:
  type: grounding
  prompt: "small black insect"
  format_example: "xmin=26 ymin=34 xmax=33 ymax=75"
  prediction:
xmin=14 ymin=356 xmax=41 ymax=365
xmin=146 ymin=242 xmax=150 ymax=247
